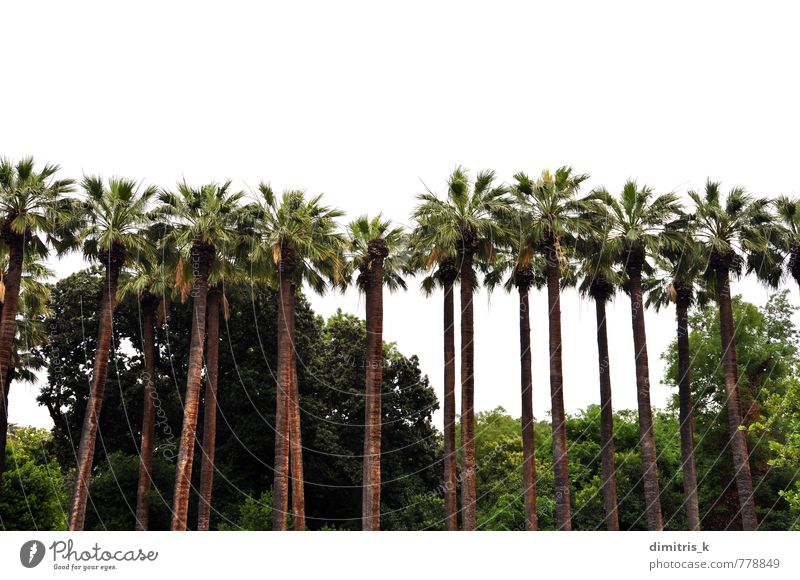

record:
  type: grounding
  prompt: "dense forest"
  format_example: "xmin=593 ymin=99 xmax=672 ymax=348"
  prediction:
xmin=1 ymin=158 xmax=800 ymax=531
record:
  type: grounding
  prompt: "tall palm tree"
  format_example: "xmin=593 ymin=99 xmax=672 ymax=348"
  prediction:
xmin=645 ymin=217 xmax=708 ymax=531
xmin=67 ymin=176 xmax=157 ymax=531
xmin=574 ymin=223 xmax=621 ymax=531
xmin=413 ymin=167 xmax=508 ymax=531
xmin=196 ymin=251 xmax=237 ymax=531
xmin=688 ymin=180 xmax=778 ymax=530
xmin=511 ymin=166 xmax=594 ymax=531
xmin=484 ymin=207 xmax=546 ymax=532
xmin=0 ymin=157 xmax=73 ymax=472
xmin=119 ymin=226 xmax=178 ymax=531
xmin=246 ymin=184 xmax=345 ymax=531
xmin=158 ymin=181 xmax=245 ymax=531
xmin=592 ymin=180 xmax=680 ymax=531
xmin=346 ymin=215 xmax=407 ymax=531
xmin=409 ymin=238 xmax=459 ymax=530
xmin=0 ymin=250 xmax=52 ymax=477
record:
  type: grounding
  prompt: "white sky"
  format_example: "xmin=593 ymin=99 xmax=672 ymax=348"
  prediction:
xmin=1 ymin=1 xmax=798 ymax=430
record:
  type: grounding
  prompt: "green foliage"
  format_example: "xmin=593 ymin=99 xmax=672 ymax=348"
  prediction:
xmin=218 ymin=489 xmax=274 ymax=531
xmin=32 ymin=269 xmax=440 ymax=531
xmin=0 ymin=426 xmax=67 ymax=530
xmin=662 ymin=291 xmax=800 ymax=529
xmin=82 ymin=451 xmax=175 ymax=531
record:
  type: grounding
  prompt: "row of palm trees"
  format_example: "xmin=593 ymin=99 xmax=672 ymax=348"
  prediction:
xmin=1 ymin=156 xmax=798 ymax=531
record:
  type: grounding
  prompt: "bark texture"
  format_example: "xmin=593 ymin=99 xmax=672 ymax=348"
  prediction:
xmin=676 ymin=292 xmax=701 ymax=531
xmin=287 ymin=282 xmax=305 ymax=530
xmin=441 ymin=264 xmax=458 ymax=531
xmin=272 ymin=247 xmax=295 ymax=531
xmin=69 ymin=245 xmax=124 ymax=530
xmin=595 ymin=298 xmax=620 ymax=531
xmin=458 ymin=244 xmax=477 ymax=531
xmin=518 ymin=284 xmax=538 ymax=531
xmin=0 ymin=228 xmax=24 ymax=479
xmin=135 ymin=295 xmax=158 ymax=531
xmin=715 ymin=267 xmax=758 ymax=530
xmin=171 ymin=243 xmax=213 ymax=530
xmin=361 ymin=239 xmax=387 ymax=530
xmin=627 ymin=268 xmax=664 ymax=531
xmin=197 ymin=287 xmax=221 ymax=531
xmin=545 ymin=245 xmax=571 ymax=530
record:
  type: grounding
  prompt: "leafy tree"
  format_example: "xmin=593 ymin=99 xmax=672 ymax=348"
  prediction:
xmin=0 ymin=426 xmax=67 ymax=530
xmin=663 ymin=291 xmax=800 ymax=530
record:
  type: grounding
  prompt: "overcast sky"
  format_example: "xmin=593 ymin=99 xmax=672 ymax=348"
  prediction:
xmin=1 ymin=1 xmax=798 ymax=431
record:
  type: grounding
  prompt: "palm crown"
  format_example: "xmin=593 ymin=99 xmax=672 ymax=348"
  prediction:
xmin=246 ymin=184 xmax=346 ymax=293
xmin=0 ymin=156 xmax=75 ymax=253
xmin=412 ymin=167 xmax=508 ymax=279
xmin=772 ymin=195 xmax=800 ymax=287
xmin=158 ymin=181 xmax=245 ymax=258
xmin=592 ymin=179 xmax=681 ymax=275
xmin=512 ymin=166 xmax=595 ymax=267
xmin=346 ymin=214 xmax=407 ymax=292
xmin=72 ymin=177 xmax=158 ymax=265
xmin=688 ymin=180 xmax=778 ymax=282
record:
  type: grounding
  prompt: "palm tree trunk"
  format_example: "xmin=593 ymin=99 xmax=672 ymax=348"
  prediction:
xmin=715 ymin=267 xmax=758 ymax=530
xmin=442 ymin=275 xmax=458 ymax=530
xmin=0 ymin=230 xmax=24 ymax=478
xmin=69 ymin=250 xmax=123 ymax=531
xmin=171 ymin=244 xmax=213 ymax=530
xmin=595 ymin=298 xmax=619 ymax=531
xmin=362 ymin=255 xmax=385 ymax=530
xmin=519 ymin=288 xmax=538 ymax=531
xmin=459 ymin=247 xmax=477 ymax=531
xmin=197 ymin=288 xmax=221 ymax=531
xmin=0 ymin=365 xmax=14 ymax=478
xmin=272 ymin=272 xmax=292 ymax=530
xmin=135 ymin=297 xmax=158 ymax=531
xmin=676 ymin=297 xmax=701 ymax=531
xmin=545 ymin=251 xmax=571 ymax=530
xmin=287 ymin=282 xmax=305 ymax=530
xmin=627 ymin=270 xmax=663 ymax=531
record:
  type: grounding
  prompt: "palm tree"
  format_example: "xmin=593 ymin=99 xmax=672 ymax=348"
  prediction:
xmin=511 ymin=166 xmax=594 ymax=531
xmin=592 ymin=180 xmax=680 ymax=531
xmin=197 ymin=251 xmax=237 ymax=531
xmin=688 ymin=180 xmax=778 ymax=530
xmin=773 ymin=196 xmax=800 ymax=293
xmin=413 ymin=167 xmax=508 ymax=531
xmin=645 ymin=217 xmax=707 ymax=531
xmin=408 ymin=237 xmax=459 ymax=530
xmin=484 ymin=208 xmax=546 ymax=531
xmin=0 ymin=157 xmax=73 ymax=472
xmin=346 ymin=215 xmax=407 ymax=531
xmin=119 ymin=226 xmax=178 ymax=531
xmin=246 ymin=184 xmax=345 ymax=531
xmin=0 ymin=250 xmax=52 ymax=477
xmin=158 ymin=181 xmax=245 ymax=530
xmin=67 ymin=176 xmax=157 ymax=531
xmin=574 ymin=224 xmax=621 ymax=531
